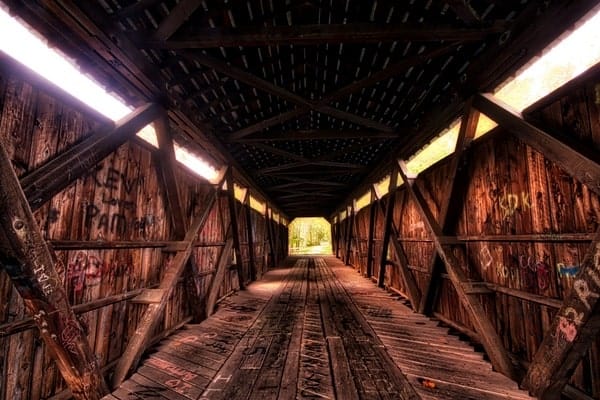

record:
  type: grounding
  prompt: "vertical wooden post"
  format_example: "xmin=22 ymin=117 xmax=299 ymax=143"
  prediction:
xmin=205 ymin=237 xmax=235 ymax=317
xmin=265 ymin=206 xmax=276 ymax=268
xmin=330 ymin=219 xmax=336 ymax=257
xmin=245 ymin=195 xmax=257 ymax=281
xmin=226 ymin=168 xmax=245 ymax=290
xmin=378 ymin=167 xmax=398 ymax=288
xmin=334 ymin=217 xmax=341 ymax=258
xmin=154 ymin=109 xmax=187 ymax=236
xmin=373 ymin=189 xmax=421 ymax=309
xmin=205 ymin=191 xmax=247 ymax=317
xmin=398 ymin=159 xmax=516 ymax=380
xmin=154 ymin=109 xmax=209 ymax=322
xmin=272 ymin=214 xmax=281 ymax=263
xmin=345 ymin=204 xmax=354 ymax=265
xmin=0 ymin=141 xmax=109 ymax=399
xmin=111 ymin=189 xmax=218 ymax=387
xmin=418 ymin=103 xmax=479 ymax=314
xmin=366 ymin=188 xmax=377 ymax=278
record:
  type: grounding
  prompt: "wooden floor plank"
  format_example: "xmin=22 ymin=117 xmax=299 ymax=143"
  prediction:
xmin=104 ymin=256 xmax=534 ymax=400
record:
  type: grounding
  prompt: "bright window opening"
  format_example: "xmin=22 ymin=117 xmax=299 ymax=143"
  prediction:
xmin=407 ymin=5 xmax=600 ymax=176
xmin=233 ymin=184 xmax=247 ymax=203
xmin=355 ymin=190 xmax=372 ymax=212
xmin=249 ymin=195 xmax=266 ymax=215
xmin=0 ymin=7 xmax=220 ymax=183
xmin=373 ymin=174 xmax=391 ymax=199
xmin=289 ymin=217 xmax=332 ymax=255
xmin=406 ymin=120 xmax=460 ymax=175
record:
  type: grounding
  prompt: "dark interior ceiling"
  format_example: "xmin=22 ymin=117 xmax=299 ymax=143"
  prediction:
xmin=3 ymin=0 xmax=598 ymax=218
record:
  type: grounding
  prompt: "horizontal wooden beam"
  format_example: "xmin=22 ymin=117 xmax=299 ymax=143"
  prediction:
xmin=446 ymin=0 xmax=481 ymax=24
xmin=227 ymin=108 xmax=309 ymax=141
xmin=321 ymin=45 xmax=459 ymax=105
xmin=49 ymin=240 xmax=226 ymax=250
xmin=260 ymin=169 xmax=359 ymax=177
xmin=225 ymin=47 xmax=453 ymax=142
xmin=246 ymin=143 xmax=310 ymax=163
xmin=182 ymin=51 xmax=394 ymax=137
xmin=485 ymin=283 xmax=562 ymax=309
xmin=235 ymin=129 xmax=397 ymax=142
xmin=112 ymin=0 xmax=162 ymax=19
xmin=150 ymin=23 xmax=504 ymax=48
xmin=473 ymin=93 xmax=600 ymax=197
xmin=21 ymin=103 xmax=160 ymax=210
xmin=277 ymin=192 xmax=338 ymax=200
xmin=269 ymin=179 xmax=346 ymax=190
xmin=153 ymin=0 xmax=203 ymax=41
xmin=0 ymin=288 xmax=142 ymax=337
xmin=257 ymin=161 xmax=365 ymax=174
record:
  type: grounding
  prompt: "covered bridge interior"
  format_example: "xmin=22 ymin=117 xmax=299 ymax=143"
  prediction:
xmin=1 ymin=0 xmax=600 ymax=399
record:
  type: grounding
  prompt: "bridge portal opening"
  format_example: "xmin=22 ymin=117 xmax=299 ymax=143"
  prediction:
xmin=289 ymin=217 xmax=332 ymax=255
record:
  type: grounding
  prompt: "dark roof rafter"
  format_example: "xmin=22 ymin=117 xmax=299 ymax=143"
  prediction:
xmin=179 ymin=51 xmax=395 ymax=137
xmin=146 ymin=22 xmax=506 ymax=48
xmin=236 ymin=129 xmax=397 ymax=142
xmin=225 ymin=44 xmax=457 ymax=141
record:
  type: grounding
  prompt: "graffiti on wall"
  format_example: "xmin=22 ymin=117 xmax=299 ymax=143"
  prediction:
xmin=557 ymin=263 xmax=579 ymax=278
xmin=499 ymin=192 xmax=531 ymax=218
xmin=555 ymin=244 xmax=600 ymax=345
xmin=66 ymin=251 xmax=133 ymax=296
xmin=479 ymin=245 xmax=551 ymax=291
xmin=81 ymin=165 xmax=159 ymax=238
xmin=518 ymin=255 xmax=551 ymax=291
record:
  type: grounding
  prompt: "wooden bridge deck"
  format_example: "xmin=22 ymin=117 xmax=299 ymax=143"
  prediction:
xmin=104 ymin=256 xmax=534 ymax=400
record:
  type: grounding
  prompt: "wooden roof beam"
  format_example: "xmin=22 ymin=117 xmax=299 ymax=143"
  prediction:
xmin=319 ymin=45 xmax=459 ymax=105
xmin=473 ymin=93 xmax=600 ymax=197
xmin=225 ymin=45 xmax=455 ymax=141
xmin=227 ymin=108 xmax=310 ymax=141
xmin=446 ymin=0 xmax=481 ymax=24
xmin=277 ymin=192 xmax=338 ymax=200
xmin=112 ymin=0 xmax=162 ymax=19
xmin=150 ymin=22 xmax=504 ymax=48
xmin=153 ymin=0 xmax=204 ymax=41
xmin=258 ymin=168 xmax=359 ymax=177
xmin=236 ymin=129 xmax=397 ymax=142
xmin=20 ymin=103 xmax=161 ymax=211
xmin=0 ymin=138 xmax=109 ymax=399
xmin=246 ymin=143 xmax=311 ymax=163
xmin=180 ymin=52 xmax=394 ymax=139
xmin=257 ymin=161 xmax=365 ymax=174
xmin=269 ymin=180 xmax=346 ymax=190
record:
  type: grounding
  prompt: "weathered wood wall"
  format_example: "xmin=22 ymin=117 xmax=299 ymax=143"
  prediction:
xmin=336 ymin=74 xmax=600 ymax=397
xmin=0 ymin=63 xmax=287 ymax=399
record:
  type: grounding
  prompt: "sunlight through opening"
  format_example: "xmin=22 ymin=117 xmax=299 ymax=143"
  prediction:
xmin=0 ymin=6 xmax=220 ymax=183
xmin=289 ymin=217 xmax=332 ymax=255
xmin=406 ymin=5 xmax=600 ymax=176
